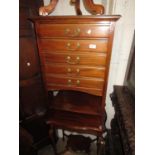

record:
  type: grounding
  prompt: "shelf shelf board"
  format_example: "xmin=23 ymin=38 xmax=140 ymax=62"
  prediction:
xmin=49 ymin=90 xmax=103 ymax=116
xmin=46 ymin=109 xmax=103 ymax=135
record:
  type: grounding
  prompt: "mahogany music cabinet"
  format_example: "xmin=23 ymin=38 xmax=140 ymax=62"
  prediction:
xmin=31 ymin=15 xmax=120 ymax=154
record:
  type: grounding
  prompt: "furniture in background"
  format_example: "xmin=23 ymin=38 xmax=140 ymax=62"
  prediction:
xmin=19 ymin=0 xmax=57 ymax=152
xmin=19 ymin=126 xmax=37 ymax=155
xmin=31 ymin=14 xmax=120 ymax=154
xmin=19 ymin=0 xmax=46 ymax=119
xmin=39 ymin=0 xmax=105 ymax=16
xmin=110 ymin=38 xmax=135 ymax=155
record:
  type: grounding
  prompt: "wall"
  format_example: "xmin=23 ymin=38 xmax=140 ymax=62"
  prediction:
xmin=42 ymin=0 xmax=135 ymax=130
xmin=105 ymin=0 xmax=135 ymax=128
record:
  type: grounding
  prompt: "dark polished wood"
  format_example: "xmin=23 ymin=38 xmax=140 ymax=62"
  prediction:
xmin=46 ymin=109 xmax=103 ymax=135
xmin=19 ymin=0 xmax=57 ymax=152
xmin=49 ymin=91 xmax=102 ymax=116
xmin=37 ymin=24 xmax=110 ymax=38
xmin=19 ymin=0 xmax=47 ymax=118
xmin=43 ymin=64 xmax=106 ymax=78
xmin=32 ymin=15 xmax=120 ymax=154
xmin=38 ymin=39 xmax=108 ymax=52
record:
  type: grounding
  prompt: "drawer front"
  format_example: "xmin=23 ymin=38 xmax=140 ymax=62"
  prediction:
xmin=37 ymin=24 xmax=110 ymax=38
xmin=40 ymin=52 xmax=107 ymax=66
xmin=39 ymin=39 xmax=108 ymax=53
xmin=44 ymin=64 xmax=106 ymax=79
xmin=45 ymin=75 xmax=104 ymax=90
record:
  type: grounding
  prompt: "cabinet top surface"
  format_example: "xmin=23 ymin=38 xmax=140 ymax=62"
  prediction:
xmin=30 ymin=15 xmax=121 ymax=23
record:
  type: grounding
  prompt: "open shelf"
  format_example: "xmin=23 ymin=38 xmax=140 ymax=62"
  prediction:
xmin=46 ymin=109 xmax=103 ymax=135
xmin=49 ymin=90 xmax=102 ymax=116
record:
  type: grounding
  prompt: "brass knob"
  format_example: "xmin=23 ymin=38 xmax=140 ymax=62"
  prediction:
xmin=76 ymin=56 xmax=80 ymax=61
xmin=67 ymin=42 xmax=71 ymax=47
xmin=65 ymin=28 xmax=70 ymax=34
xmin=76 ymin=68 xmax=80 ymax=74
xmin=64 ymin=28 xmax=80 ymax=36
xmin=76 ymin=80 xmax=80 ymax=86
xmin=67 ymin=79 xmax=72 ymax=85
xmin=77 ymin=42 xmax=80 ymax=48
xmin=67 ymin=68 xmax=72 ymax=73
xmin=26 ymin=62 xmax=31 ymax=67
xmin=66 ymin=42 xmax=80 ymax=51
xmin=66 ymin=56 xmax=71 ymax=60
xmin=76 ymin=28 xmax=81 ymax=34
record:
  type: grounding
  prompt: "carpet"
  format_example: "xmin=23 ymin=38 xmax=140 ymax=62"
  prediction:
xmin=38 ymin=138 xmax=97 ymax=155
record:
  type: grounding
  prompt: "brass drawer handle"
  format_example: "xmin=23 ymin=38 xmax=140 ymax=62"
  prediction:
xmin=66 ymin=56 xmax=71 ymax=60
xmin=66 ymin=56 xmax=80 ymax=65
xmin=76 ymin=68 xmax=80 ymax=74
xmin=64 ymin=28 xmax=81 ymax=37
xmin=66 ymin=42 xmax=80 ymax=51
xmin=64 ymin=28 xmax=70 ymax=34
xmin=67 ymin=79 xmax=72 ymax=86
xmin=76 ymin=80 xmax=80 ymax=86
xmin=67 ymin=68 xmax=80 ymax=74
xmin=67 ymin=68 xmax=72 ymax=73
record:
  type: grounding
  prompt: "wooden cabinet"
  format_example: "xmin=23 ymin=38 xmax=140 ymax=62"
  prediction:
xmin=19 ymin=0 xmax=42 ymax=80
xmin=19 ymin=0 xmax=53 ymax=148
xmin=19 ymin=0 xmax=48 ymax=118
xmin=32 ymin=15 xmax=120 ymax=153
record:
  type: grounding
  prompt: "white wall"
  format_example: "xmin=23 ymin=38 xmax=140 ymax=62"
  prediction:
xmin=105 ymin=0 xmax=135 ymax=128
xmin=42 ymin=0 xmax=135 ymax=130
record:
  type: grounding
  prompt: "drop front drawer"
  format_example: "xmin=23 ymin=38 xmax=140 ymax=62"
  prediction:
xmin=40 ymin=52 xmax=107 ymax=66
xmin=37 ymin=24 xmax=110 ymax=38
xmin=44 ymin=64 xmax=106 ymax=79
xmin=45 ymin=75 xmax=104 ymax=90
xmin=39 ymin=39 xmax=108 ymax=53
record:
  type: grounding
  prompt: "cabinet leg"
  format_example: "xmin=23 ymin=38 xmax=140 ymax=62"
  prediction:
xmin=62 ymin=130 xmax=65 ymax=141
xmin=97 ymin=136 xmax=105 ymax=155
xmin=49 ymin=126 xmax=58 ymax=155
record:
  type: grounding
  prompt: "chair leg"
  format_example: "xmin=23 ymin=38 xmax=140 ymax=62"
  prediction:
xmin=62 ymin=130 xmax=65 ymax=141
xmin=49 ymin=126 xmax=58 ymax=155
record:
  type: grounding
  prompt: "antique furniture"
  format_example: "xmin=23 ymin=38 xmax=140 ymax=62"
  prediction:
xmin=110 ymin=86 xmax=135 ymax=155
xmin=30 ymin=1 xmax=120 ymax=154
xmin=19 ymin=0 xmax=58 ymax=150
xmin=19 ymin=126 xmax=37 ymax=155
xmin=110 ymin=41 xmax=135 ymax=155
xmin=31 ymin=14 xmax=120 ymax=154
xmin=39 ymin=0 xmax=105 ymax=16
xmin=19 ymin=0 xmax=46 ymax=121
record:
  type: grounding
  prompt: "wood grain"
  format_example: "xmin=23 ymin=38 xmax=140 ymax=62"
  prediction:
xmin=39 ymin=39 xmax=108 ymax=53
xmin=32 ymin=16 xmax=120 ymax=148
xmin=37 ymin=24 xmax=110 ymax=38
